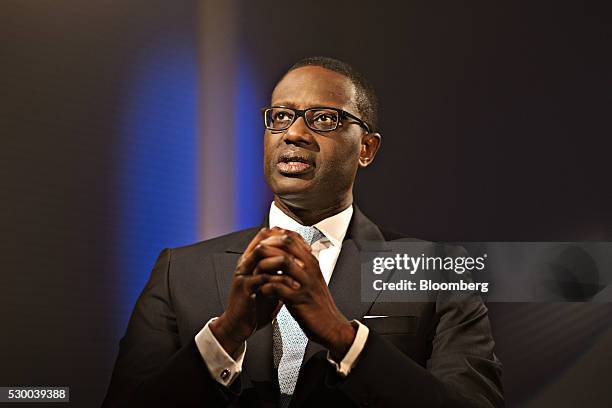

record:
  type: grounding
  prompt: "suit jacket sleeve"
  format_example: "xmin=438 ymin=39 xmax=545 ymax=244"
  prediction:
xmin=326 ymin=247 xmax=504 ymax=408
xmin=101 ymin=249 xmax=237 ymax=407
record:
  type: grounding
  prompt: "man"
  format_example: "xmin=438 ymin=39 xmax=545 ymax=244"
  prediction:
xmin=103 ymin=57 xmax=503 ymax=407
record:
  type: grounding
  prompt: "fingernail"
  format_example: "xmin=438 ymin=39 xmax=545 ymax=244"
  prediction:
xmin=292 ymin=280 xmax=301 ymax=289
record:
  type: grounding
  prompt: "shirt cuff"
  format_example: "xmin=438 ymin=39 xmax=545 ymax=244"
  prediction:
xmin=326 ymin=320 xmax=370 ymax=377
xmin=195 ymin=317 xmax=246 ymax=387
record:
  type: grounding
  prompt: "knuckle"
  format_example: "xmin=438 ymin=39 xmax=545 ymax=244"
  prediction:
xmin=283 ymin=234 xmax=294 ymax=244
xmin=283 ymin=255 xmax=295 ymax=267
xmin=236 ymin=256 xmax=246 ymax=269
xmin=253 ymin=244 xmax=265 ymax=256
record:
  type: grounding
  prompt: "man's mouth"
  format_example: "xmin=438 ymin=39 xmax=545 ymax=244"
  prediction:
xmin=276 ymin=152 xmax=314 ymax=175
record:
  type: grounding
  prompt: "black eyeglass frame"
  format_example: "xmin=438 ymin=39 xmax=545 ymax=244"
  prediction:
xmin=262 ymin=106 xmax=371 ymax=133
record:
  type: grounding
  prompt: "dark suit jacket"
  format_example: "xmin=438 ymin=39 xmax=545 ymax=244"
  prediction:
xmin=102 ymin=207 xmax=503 ymax=407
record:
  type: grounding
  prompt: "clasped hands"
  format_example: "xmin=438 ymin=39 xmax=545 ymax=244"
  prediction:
xmin=210 ymin=227 xmax=356 ymax=361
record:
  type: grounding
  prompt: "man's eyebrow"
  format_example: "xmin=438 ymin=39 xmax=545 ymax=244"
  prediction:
xmin=270 ymin=101 xmax=296 ymax=107
xmin=270 ymin=102 xmax=348 ymax=111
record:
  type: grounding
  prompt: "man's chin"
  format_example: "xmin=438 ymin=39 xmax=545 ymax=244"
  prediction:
xmin=271 ymin=176 xmax=316 ymax=199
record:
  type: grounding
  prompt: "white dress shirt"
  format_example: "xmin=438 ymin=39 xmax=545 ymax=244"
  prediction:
xmin=195 ymin=202 xmax=369 ymax=387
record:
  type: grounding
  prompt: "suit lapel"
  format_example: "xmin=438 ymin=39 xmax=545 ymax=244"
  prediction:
xmin=302 ymin=206 xmax=386 ymax=361
xmin=213 ymin=252 xmax=239 ymax=310
xmin=212 ymin=228 xmax=277 ymax=390
xmin=301 ymin=239 xmax=376 ymax=362
xmin=213 ymin=228 xmax=261 ymax=309
xmin=292 ymin=207 xmax=387 ymax=407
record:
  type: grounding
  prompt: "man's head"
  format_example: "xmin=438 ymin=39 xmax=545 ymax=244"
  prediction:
xmin=263 ymin=57 xmax=382 ymax=214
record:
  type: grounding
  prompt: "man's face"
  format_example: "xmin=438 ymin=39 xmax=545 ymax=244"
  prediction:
xmin=263 ymin=66 xmax=365 ymax=209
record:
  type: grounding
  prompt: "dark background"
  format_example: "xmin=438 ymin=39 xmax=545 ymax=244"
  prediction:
xmin=1 ymin=1 xmax=611 ymax=406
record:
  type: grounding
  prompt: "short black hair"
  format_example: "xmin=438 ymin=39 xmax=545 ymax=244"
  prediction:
xmin=285 ymin=56 xmax=379 ymax=132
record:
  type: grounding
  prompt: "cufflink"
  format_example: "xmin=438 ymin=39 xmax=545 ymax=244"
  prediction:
xmin=220 ymin=369 xmax=230 ymax=381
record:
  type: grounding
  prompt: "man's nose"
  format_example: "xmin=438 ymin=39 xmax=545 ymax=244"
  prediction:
xmin=282 ymin=117 xmax=314 ymax=146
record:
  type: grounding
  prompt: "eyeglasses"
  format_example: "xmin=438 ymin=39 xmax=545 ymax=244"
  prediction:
xmin=262 ymin=106 xmax=371 ymax=133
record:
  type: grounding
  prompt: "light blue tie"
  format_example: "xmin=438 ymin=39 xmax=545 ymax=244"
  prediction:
xmin=272 ymin=225 xmax=324 ymax=408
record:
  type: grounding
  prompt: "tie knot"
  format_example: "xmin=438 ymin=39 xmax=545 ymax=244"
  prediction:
xmin=293 ymin=225 xmax=324 ymax=245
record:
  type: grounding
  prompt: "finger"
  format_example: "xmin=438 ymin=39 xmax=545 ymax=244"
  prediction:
xmin=243 ymin=227 xmax=273 ymax=257
xmin=236 ymin=228 xmax=271 ymax=275
xmin=287 ymin=229 xmax=314 ymax=250
xmin=267 ymin=274 xmax=301 ymax=289
xmin=259 ymin=231 xmax=314 ymax=266
xmin=252 ymin=254 xmax=308 ymax=283
xmin=237 ymin=273 xmax=270 ymax=295
xmin=258 ymin=236 xmax=306 ymax=267
xmin=259 ymin=281 xmax=301 ymax=304
xmin=252 ymin=266 xmax=301 ymax=289
xmin=237 ymin=244 xmax=288 ymax=276
xmin=241 ymin=227 xmax=289 ymax=261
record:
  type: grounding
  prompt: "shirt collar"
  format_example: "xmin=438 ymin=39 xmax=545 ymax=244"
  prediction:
xmin=268 ymin=202 xmax=353 ymax=248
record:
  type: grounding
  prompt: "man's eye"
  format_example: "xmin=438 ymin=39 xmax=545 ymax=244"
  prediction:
xmin=274 ymin=112 xmax=292 ymax=121
xmin=313 ymin=113 xmax=335 ymax=123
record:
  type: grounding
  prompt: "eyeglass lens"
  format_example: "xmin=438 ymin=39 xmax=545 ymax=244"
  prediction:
xmin=265 ymin=108 xmax=339 ymax=131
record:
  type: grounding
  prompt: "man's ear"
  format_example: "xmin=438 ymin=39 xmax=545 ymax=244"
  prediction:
xmin=359 ymin=132 xmax=382 ymax=167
